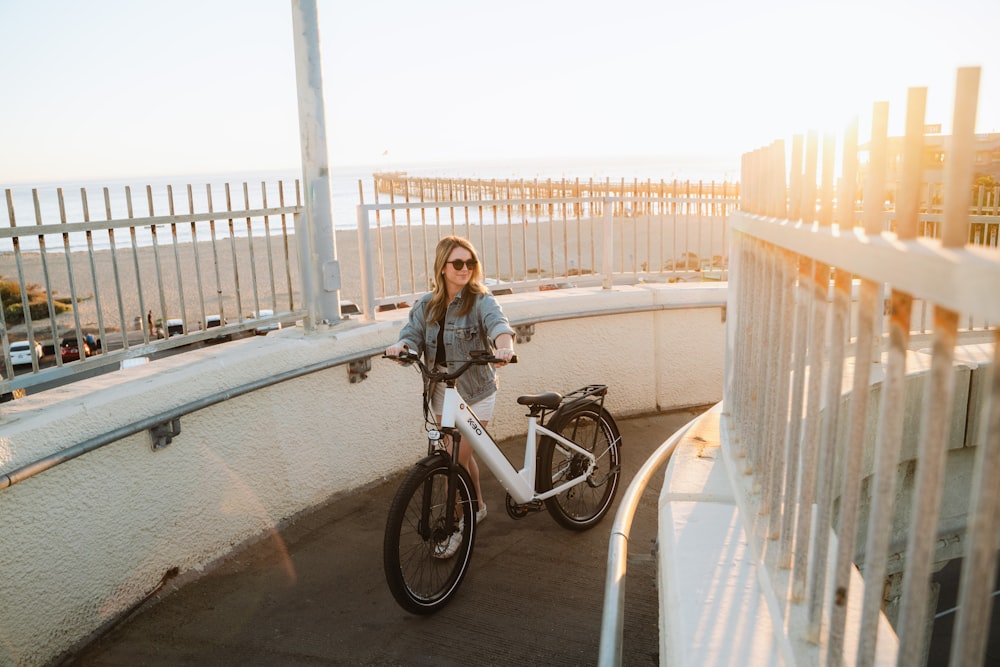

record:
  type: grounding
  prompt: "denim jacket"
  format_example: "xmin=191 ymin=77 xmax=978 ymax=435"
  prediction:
xmin=396 ymin=291 xmax=515 ymax=405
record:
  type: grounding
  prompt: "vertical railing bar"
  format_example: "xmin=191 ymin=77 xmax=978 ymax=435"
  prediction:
xmin=206 ymin=184 xmax=225 ymax=327
xmin=856 ymin=286 xmax=913 ymax=664
xmin=421 ymin=182 xmax=430 ymax=289
xmin=32 ymin=190 xmax=65 ymax=354
xmin=791 ymin=257 xmax=827 ymax=602
xmin=166 ymin=185 xmax=189 ymax=334
xmin=146 ymin=185 xmax=170 ymax=337
xmin=805 ymin=133 xmax=843 ymax=640
xmin=697 ymin=181 xmax=704 ymax=272
xmin=726 ymin=228 xmax=743 ymax=424
xmin=372 ymin=179 xmax=386 ymax=299
xmin=124 ymin=186 xmax=150 ymax=344
xmin=260 ymin=182 xmax=278 ymax=313
xmin=79 ymin=189 xmax=109 ymax=352
xmin=723 ymin=229 xmax=743 ymax=442
xmin=801 ymin=131 xmax=819 ymax=225
xmin=56 ymin=188 xmax=86 ymax=359
xmin=898 ymin=67 xmax=979 ymax=666
xmin=789 ymin=134 xmax=804 ymax=222
xmin=732 ymin=232 xmax=752 ymax=459
xmin=864 ymin=102 xmax=891 ymax=353
xmin=826 ymin=277 xmax=880 ymax=665
xmin=895 ymin=305 xmax=959 ymax=666
xmin=279 ymin=181 xmax=295 ymax=312
xmin=806 ymin=266 xmax=849 ymax=641
xmin=491 ymin=180 xmax=501 ymax=281
xmin=404 ymin=181 xmax=416 ymax=294
xmin=549 ymin=182 xmax=556 ymax=280
xmin=747 ymin=238 xmax=770 ymax=479
xmin=476 ymin=182 xmax=485 ymax=279
xmin=708 ymin=181 xmax=715 ymax=273
xmin=188 ymin=185 xmax=209 ymax=326
xmin=103 ymin=188 xmax=130 ymax=349
xmin=756 ymin=243 xmax=780 ymax=512
xmin=576 ymin=179 xmax=584 ymax=278
xmin=242 ymin=182 xmax=262 ymax=320
xmin=950 ymin=331 xmax=1000 ymax=666
xmin=0 ymin=193 xmax=14 ymax=383
xmin=853 ymin=95 xmax=911 ymax=665
xmin=388 ymin=186 xmax=400 ymax=297
xmin=765 ymin=248 xmax=795 ymax=541
xmin=778 ymin=255 xmax=810 ymax=569
xmin=825 ymin=114 xmax=865 ymax=665
xmin=224 ymin=183 xmax=241 ymax=325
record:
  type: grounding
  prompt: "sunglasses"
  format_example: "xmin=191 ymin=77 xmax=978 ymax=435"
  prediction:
xmin=446 ymin=258 xmax=478 ymax=271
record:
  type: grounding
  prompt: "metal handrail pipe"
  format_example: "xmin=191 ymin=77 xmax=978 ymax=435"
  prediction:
xmin=598 ymin=416 xmax=697 ymax=666
xmin=1 ymin=297 xmax=723 ymax=491
xmin=0 ymin=344 xmax=384 ymax=492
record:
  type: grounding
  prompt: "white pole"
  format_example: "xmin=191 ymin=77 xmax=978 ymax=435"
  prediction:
xmin=602 ymin=197 xmax=614 ymax=288
xmin=290 ymin=0 xmax=341 ymax=328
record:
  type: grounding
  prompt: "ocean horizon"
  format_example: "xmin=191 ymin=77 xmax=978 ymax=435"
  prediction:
xmin=1 ymin=155 xmax=740 ymax=253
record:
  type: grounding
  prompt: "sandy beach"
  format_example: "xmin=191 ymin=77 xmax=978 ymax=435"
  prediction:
xmin=2 ymin=214 xmax=727 ymax=342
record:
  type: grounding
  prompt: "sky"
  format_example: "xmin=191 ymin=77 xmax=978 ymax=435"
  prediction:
xmin=1 ymin=0 xmax=998 ymax=184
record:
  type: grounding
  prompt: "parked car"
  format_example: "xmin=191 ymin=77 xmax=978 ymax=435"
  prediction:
xmin=59 ymin=336 xmax=92 ymax=362
xmin=10 ymin=340 xmax=43 ymax=366
xmin=155 ymin=318 xmax=184 ymax=338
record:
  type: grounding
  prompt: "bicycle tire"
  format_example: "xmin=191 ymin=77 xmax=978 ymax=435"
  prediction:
xmin=383 ymin=455 xmax=477 ymax=614
xmin=537 ymin=401 xmax=622 ymax=531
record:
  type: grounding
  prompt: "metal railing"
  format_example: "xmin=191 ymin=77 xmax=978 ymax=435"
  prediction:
xmin=598 ymin=417 xmax=696 ymax=665
xmin=1 ymin=178 xmax=306 ymax=396
xmin=354 ymin=192 xmax=736 ymax=319
xmin=731 ymin=67 xmax=999 ymax=665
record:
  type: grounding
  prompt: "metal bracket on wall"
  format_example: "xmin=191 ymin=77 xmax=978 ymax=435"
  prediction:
xmin=514 ymin=324 xmax=535 ymax=343
xmin=349 ymin=357 xmax=372 ymax=383
xmin=150 ymin=418 xmax=181 ymax=451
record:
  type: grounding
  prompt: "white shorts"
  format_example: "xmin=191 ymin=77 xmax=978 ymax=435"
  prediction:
xmin=430 ymin=366 xmax=497 ymax=422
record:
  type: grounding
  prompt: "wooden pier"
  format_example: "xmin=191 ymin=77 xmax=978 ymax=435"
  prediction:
xmin=371 ymin=173 xmax=740 ymax=218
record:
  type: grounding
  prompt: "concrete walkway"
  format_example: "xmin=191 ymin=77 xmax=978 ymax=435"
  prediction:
xmin=68 ymin=409 xmax=703 ymax=667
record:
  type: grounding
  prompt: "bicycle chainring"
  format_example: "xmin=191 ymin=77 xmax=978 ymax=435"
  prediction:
xmin=505 ymin=493 xmax=543 ymax=519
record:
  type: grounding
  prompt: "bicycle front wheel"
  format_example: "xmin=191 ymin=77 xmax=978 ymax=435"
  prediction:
xmin=383 ymin=456 xmax=476 ymax=614
xmin=537 ymin=402 xmax=622 ymax=531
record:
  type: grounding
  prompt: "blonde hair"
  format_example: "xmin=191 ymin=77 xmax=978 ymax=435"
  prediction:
xmin=427 ymin=235 xmax=487 ymax=324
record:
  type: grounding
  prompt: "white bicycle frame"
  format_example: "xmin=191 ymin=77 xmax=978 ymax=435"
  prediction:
xmin=439 ymin=383 xmax=597 ymax=505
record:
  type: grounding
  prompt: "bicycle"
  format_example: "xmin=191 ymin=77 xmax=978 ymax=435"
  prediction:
xmin=382 ymin=349 xmax=623 ymax=614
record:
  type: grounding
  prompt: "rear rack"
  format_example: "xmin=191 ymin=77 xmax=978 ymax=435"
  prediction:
xmin=561 ymin=384 xmax=608 ymax=402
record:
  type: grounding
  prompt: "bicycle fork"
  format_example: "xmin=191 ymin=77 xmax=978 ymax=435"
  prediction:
xmin=417 ymin=430 xmax=464 ymax=542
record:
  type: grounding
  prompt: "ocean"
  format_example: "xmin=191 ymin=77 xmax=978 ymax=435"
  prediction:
xmin=1 ymin=155 xmax=740 ymax=253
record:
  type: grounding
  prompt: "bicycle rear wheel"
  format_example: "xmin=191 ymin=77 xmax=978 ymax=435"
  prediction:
xmin=383 ymin=455 xmax=476 ymax=614
xmin=537 ymin=401 xmax=622 ymax=530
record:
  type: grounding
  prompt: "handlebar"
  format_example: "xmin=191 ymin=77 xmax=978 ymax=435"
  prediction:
xmin=382 ymin=349 xmax=517 ymax=382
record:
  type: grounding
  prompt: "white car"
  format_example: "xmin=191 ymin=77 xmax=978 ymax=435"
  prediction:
xmin=10 ymin=340 xmax=43 ymax=366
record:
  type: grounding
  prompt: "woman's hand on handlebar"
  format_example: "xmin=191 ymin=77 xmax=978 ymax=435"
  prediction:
xmin=494 ymin=347 xmax=515 ymax=367
xmin=384 ymin=343 xmax=415 ymax=364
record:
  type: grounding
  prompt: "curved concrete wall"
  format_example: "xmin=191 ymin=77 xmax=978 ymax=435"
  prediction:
xmin=0 ymin=283 xmax=725 ymax=666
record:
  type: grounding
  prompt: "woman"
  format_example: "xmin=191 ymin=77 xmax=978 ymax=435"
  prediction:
xmin=386 ymin=235 xmax=515 ymax=533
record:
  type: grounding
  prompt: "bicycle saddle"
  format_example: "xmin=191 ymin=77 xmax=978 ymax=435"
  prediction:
xmin=516 ymin=392 xmax=563 ymax=409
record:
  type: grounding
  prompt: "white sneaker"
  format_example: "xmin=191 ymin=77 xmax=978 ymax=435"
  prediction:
xmin=434 ymin=518 xmax=464 ymax=559
xmin=476 ymin=503 xmax=487 ymax=524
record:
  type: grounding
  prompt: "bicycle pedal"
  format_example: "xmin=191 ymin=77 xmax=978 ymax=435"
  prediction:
xmin=504 ymin=493 xmax=543 ymax=519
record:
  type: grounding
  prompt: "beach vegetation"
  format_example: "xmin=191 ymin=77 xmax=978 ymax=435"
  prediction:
xmin=0 ymin=279 xmax=73 ymax=325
